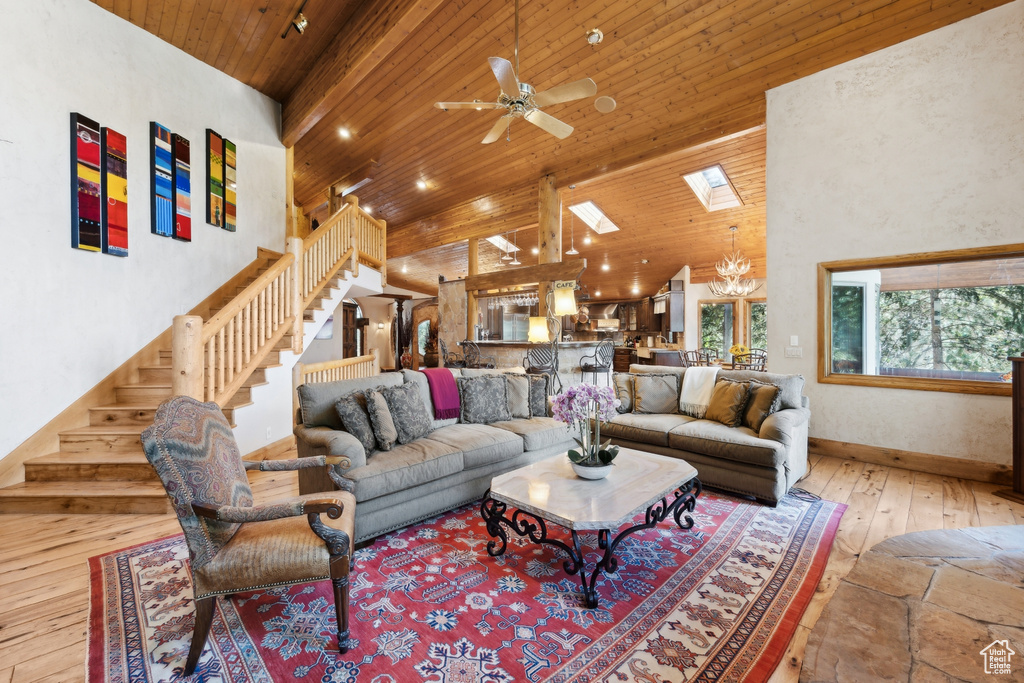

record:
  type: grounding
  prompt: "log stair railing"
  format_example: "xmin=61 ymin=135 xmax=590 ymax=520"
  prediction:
xmin=0 ymin=198 xmax=385 ymax=515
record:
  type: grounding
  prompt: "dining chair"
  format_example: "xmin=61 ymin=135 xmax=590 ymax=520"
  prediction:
xmin=681 ymin=350 xmax=707 ymax=367
xmin=733 ymin=348 xmax=768 ymax=371
xmin=439 ymin=339 xmax=465 ymax=368
xmin=462 ymin=340 xmax=496 ymax=368
xmin=141 ymin=396 xmax=357 ymax=676
xmin=580 ymin=339 xmax=615 ymax=385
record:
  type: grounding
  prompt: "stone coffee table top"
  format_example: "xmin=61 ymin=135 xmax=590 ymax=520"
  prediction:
xmin=801 ymin=525 xmax=1024 ymax=682
xmin=487 ymin=447 xmax=698 ymax=530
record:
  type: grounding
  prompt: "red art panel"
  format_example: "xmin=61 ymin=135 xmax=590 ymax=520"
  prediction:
xmin=173 ymin=134 xmax=191 ymax=241
xmin=71 ymin=113 xmax=102 ymax=251
xmin=102 ymin=128 xmax=128 ymax=256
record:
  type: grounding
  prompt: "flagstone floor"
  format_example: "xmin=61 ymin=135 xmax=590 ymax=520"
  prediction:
xmin=0 ymin=452 xmax=1021 ymax=683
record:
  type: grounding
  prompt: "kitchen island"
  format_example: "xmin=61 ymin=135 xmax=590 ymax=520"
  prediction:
xmin=468 ymin=340 xmax=612 ymax=388
xmin=635 ymin=347 xmax=684 ymax=367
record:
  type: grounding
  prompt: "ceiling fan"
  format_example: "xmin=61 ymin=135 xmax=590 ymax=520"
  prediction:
xmin=434 ymin=0 xmax=598 ymax=144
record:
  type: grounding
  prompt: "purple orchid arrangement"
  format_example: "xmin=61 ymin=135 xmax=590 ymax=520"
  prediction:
xmin=551 ymin=384 xmax=622 ymax=467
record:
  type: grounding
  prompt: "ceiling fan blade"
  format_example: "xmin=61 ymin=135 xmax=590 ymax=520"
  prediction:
xmin=434 ymin=101 xmax=503 ymax=110
xmin=524 ymin=109 xmax=573 ymax=139
xmin=532 ymin=78 xmax=598 ymax=107
xmin=481 ymin=117 xmax=509 ymax=144
xmin=488 ymin=57 xmax=521 ymax=97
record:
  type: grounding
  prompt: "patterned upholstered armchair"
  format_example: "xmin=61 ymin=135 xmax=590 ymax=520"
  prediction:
xmin=141 ymin=396 xmax=357 ymax=676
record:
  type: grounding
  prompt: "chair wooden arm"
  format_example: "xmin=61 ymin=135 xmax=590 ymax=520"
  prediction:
xmin=243 ymin=455 xmax=352 ymax=471
xmin=191 ymin=497 xmax=347 ymax=523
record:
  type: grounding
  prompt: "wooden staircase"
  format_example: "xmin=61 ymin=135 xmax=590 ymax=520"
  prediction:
xmin=0 ymin=270 xmax=346 ymax=515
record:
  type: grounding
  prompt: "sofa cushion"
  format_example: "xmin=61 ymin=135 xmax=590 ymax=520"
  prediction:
xmin=705 ymin=379 xmax=750 ymax=428
xmin=504 ymin=374 xmax=531 ymax=419
xmin=457 ymin=375 xmax=512 ymax=424
xmin=365 ymin=389 xmax=398 ymax=451
xmin=489 ymin=417 xmax=573 ymax=452
xmin=461 ymin=367 xmax=526 ymax=377
xmin=346 ymin=439 xmax=463 ymax=502
xmin=719 ymin=370 xmax=805 ymax=410
xmin=633 ymin=374 xmax=679 ymax=414
xmin=401 ymin=369 xmax=458 ymax=430
xmin=424 ymin=423 xmax=524 ymax=469
xmin=334 ymin=393 xmax=376 ymax=456
xmin=381 ymin=382 xmax=433 ymax=445
xmin=297 ymin=373 xmax=404 ymax=429
xmin=601 ymin=413 xmax=696 ymax=447
xmin=743 ymin=381 xmax=782 ymax=432
xmin=667 ymin=420 xmax=787 ymax=468
xmin=528 ymin=375 xmax=549 ymax=417
xmin=613 ymin=373 xmax=633 ymax=413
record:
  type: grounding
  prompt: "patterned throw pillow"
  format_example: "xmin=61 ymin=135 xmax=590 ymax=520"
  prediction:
xmin=504 ymin=374 xmax=531 ymax=419
xmin=457 ymin=376 xmax=512 ymax=424
xmin=633 ymin=374 xmax=679 ymax=414
xmin=334 ymin=393 xmax=377 ymax=456
xmin=705 ymin=379 xmax=751 ymax=428
xmin=527 ymin=375 xmax=549 ymax=417
xmin=365 ymin=389 xmax=398 ymax=451
xmin=382 ymin=382 xmax=433 ymax=444
xmin=612 ymin=373 xmax=633 ymax=413
xmin=742 ymin=380 xmax=782 ymax=432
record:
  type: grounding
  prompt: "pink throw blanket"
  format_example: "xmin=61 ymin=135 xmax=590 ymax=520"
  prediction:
xmin=421 ymin=368 xmax=460 ymax=420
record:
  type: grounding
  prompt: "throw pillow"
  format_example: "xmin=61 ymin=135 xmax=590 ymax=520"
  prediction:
xmin=381 ymin=382 xmax=433 ymax=444
xmin=365 ymin=389 xmax=398 ymax=451
xmin=334 ymin=393 xmax=377 ymax=456
xmin=633 ymin=374 xmax=679 ymax=414
xmin=612 ymin=373 xmax=633 ymax=413
xmin=457 ymin=375 xmax=512 ymax=424
xmin=742 ymin=380 xmax=782 ymax=432
xmin=527 ymin=374 xmax=549 ymax=417
xmin=504 ymin=374 xmax=531 ymax=419
xmin=705 ymin=379 xmax=751 ymax=428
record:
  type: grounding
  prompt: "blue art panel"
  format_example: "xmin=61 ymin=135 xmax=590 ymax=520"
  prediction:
xmin=151 ymin=122 xmax=174 ymax=237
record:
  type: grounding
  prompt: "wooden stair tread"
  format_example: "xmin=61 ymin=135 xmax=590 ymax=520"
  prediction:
xmin=0 ymin=481 xmax=166 ymax=496
xmin=29 ymin=451 xmax=149 ymax=465
xmin=60 ymin=424 xmax=147 ymax=437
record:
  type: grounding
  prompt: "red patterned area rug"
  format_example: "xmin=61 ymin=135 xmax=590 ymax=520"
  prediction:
xmin=88 ymin=489 xmax=843 ymax=682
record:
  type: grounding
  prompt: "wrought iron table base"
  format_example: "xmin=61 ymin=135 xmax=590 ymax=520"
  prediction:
xmin=480 ymin=477 xmax=701 ymax=608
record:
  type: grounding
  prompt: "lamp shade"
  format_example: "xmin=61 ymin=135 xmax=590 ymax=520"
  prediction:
xmin=551 ymin=281 xmax=578 ymax=317
xmin=528 ymin=316 xmax=550 ymax=343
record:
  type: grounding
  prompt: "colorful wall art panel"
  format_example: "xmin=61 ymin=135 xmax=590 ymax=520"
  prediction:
xmin=224 ymin=139 xmax=237 ymax=232
xmin=151 ymin=122 xmax=174 ymax=237
xmin=173 ymin=134 xmax=191 ymax=242
xmin=100 ymin=127 xmax=128 ymax=256
xmin=206 ymin=129 xmax=224 ymax=228
xmin=71 ymin=113 xmax=102 ymax=251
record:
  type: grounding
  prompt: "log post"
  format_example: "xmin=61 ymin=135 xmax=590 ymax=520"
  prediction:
xmin=172 ymin=315 xmax=205 ymax=401
xmin=288 ymin=236 xmax=304 ymax=354
xmin=371 ymin=347 xmax=380 ymax=374
xmin=345 ymin=195 xmax=360 ymax=276
xmin=292 ymin=362 xmax=304 ymax=421
xmin=328 ymin=184 xmax=341 ymax=215
xmin=467 ymin=238 xmax=479 ymax=340
xmin=537 ymin=174 xmax=561 ymax=326
xmin=285 ymin=147 xmax=298 ymax=238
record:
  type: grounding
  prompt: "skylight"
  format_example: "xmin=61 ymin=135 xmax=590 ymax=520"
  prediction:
xmin=683 ymin=165 xmax=742 ymax=212
xmin=485 ymin=235 xmax=519 ymax=253
xmin=568 ymin=201 xmax=619 ymax=234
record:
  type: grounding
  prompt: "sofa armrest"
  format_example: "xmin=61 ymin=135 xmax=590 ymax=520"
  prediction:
xmin=294 ymin=425 xmax=367 ymax=471
xmin=759 ymin=407 xmax=810 ymax=448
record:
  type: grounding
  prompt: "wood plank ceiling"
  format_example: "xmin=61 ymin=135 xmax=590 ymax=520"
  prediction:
xmin=92 ymin=0 xmax=1011 ymax=298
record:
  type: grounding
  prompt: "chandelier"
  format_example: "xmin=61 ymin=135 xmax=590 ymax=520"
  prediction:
xmin=708 ymin=226 xmax=761 ymax=297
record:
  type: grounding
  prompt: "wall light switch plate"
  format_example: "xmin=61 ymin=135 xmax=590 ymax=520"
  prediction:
xmin=785 ymin=346 xmax=803 ymax=358
xmin=790 ymin=335 xmax=799 ymax=346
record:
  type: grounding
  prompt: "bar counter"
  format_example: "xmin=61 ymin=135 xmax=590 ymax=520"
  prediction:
xmin=469 ymin=340 xmax=607 ymax=388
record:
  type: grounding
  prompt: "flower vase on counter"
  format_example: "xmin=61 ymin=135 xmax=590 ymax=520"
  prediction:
xmin=400 ymin=347 xmax=412 ymax=369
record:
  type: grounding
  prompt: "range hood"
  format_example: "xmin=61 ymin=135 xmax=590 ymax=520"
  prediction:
xmin=588 ymin=303 xmax=619 ymax=319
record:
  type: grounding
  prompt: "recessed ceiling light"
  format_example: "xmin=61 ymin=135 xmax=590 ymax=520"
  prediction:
xmin=363 ymin=206 xmax=372 ymax=214
xmin=401 ymin=264 xmax=408 ymax=273
xmin=583 ymin=236 xmax=592 ymax=245
xmin=601 ymin=263 xmax=609 ymax=271
xmin=631 ymin=286 xmax=639 ymax=294
xmin=416 ymin=180 xmax=428 ymax=190
xmin=338 ymin=127 xmax=351 ymax=139
xmin=531 ymin=247 xmax=539 ymax=255
xmin=595 ymin=290 xmax=602 ymax=297
xmin=586 ymin=28 xmax=603 ymax=45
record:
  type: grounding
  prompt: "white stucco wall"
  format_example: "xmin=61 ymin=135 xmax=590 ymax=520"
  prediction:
xmin=0 ymin=0 xmax=285 ymax=459
xmin=766 ymin=0 xmax=1024 ymax=463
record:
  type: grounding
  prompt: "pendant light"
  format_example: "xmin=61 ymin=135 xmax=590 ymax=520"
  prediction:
xmin=708 ymin=226 xmax=761 ymax=297
xmin=501 ymin=230 xmax=513 ymax=261
xmin=510 ymin=230 xmax=521 ymax=265
xmin=565 ymin=185 xmax=579 ymax=255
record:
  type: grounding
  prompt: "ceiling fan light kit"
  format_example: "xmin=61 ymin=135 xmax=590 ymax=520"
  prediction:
xmin=435 ymin=0 xmax=599 ymax=144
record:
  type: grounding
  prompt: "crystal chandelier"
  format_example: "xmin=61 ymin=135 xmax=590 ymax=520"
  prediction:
xmin=708 ymin=226 xmax=761 ymax=297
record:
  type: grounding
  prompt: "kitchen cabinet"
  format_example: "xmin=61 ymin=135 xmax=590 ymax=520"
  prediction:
xmin=613 ymin=347 xmax=636 ymax=372
xmin=637 ymin=298 xmax=652 ymax=332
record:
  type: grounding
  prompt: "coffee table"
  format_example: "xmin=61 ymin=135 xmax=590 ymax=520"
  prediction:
xmin=480 ymin=447 xmax=701 ymax=608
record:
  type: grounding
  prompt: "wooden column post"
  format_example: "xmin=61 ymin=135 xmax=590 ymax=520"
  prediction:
xmin=328 ymin=184 xmax=342 ymax=215
xmin=287 ymin=236 xmax=304 ymax=354
xmin=345 ymin=195 xmax=360 ymax=276
xmin=995 ymin=356 xmax=1024 ymax=505
xmin=285 ymin=147 xmax=298 ymax=239
xmin=537 ymin=174 xmax=561 ymax=324
xmin=379 ymin=218 xmax=388 ymax=287
xmin=467 ymin=238 xmax=479 ymax=341
xmin=172 ymin=315 xmax=205 ymax=401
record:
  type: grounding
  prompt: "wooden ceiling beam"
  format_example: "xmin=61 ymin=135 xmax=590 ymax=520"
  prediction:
xmin=281 ymin=0 xmax=447 ymax=148
xmin=465 ymin=258 xmax=587 ymax=294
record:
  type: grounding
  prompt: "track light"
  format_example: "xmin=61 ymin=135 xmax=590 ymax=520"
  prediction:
xmin=281 ymin=2 xmax=310 ymax=38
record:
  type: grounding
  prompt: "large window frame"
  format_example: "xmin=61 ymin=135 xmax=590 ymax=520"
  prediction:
xmin=818 ymin=243 xmax=1024 ymax=396
xmin=698 ymin=299 xmax=740 ymax=359
xmin=745 ymin=298 xmax=767 ymax=351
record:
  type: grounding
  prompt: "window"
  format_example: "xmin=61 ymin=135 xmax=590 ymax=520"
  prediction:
xmin=568 ymin=201 xmax=620 ymax=233
xmin=699 ymin=300 xmax=737 ymax=359
xmin=819 ymin=245 xmax=1024 ymax=395
xmin=747 ymin=299 xmax=767 ymax=351
xmin=682 ymin=164 xmax=742 ymax=212
xmin=416 ymin=320 xmax=431 ymax=356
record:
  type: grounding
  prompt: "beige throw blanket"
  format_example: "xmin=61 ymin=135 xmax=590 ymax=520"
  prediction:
xmin=680 ymin=366 xmax=720 ymax=418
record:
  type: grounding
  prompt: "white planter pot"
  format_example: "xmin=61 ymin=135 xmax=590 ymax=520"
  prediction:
xmin=571 ymin=462 xmax=613 ymax=480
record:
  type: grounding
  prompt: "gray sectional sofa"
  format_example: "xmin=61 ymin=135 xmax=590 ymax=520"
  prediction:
xmin=600 ymin=365 xmax=811 ymax=505
xmin=294 ymin=368 xmax=574 ymax=543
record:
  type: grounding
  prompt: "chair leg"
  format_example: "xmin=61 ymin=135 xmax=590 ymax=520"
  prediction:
xmin=185 ymin=596 xmax=215 ymax=676
xmin=330 ymin=554 xmax=351 ymax=653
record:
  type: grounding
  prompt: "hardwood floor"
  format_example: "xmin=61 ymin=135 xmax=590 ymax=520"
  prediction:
xmin=1 ymin=454 xmax=1020 ymax=682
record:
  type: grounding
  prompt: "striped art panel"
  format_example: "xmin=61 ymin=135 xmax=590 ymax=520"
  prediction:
xmin=150 ymin=122 xmax=174 ymax=237
xmin=206 ymin=129 xmax=224 ymax=228
xmin=71 ymin=113 xmax=102 ymax=251
xmin=173 ymin=134 xmax=191 ymax=242
xmin=101 ymin=127 xmax=128 ymax=256
xmin=224 ymin=139 xmax=236 ymax=232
